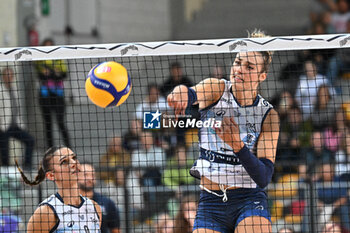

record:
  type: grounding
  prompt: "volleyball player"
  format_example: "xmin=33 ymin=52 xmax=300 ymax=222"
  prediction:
xmin=167 ymin=30 xmax=279 ymax=233
xmin=16 ymin=146 xmax=102 ymax=232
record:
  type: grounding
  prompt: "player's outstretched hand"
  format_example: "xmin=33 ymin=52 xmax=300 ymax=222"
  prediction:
xmin=167 ymin=85 xmax=189 ymax=117
xmin=215 ymin=117 xmax=244 ymax=152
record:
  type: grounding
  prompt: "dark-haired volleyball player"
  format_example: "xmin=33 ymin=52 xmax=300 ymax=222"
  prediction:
xmin=16 ymin=146 xmax=102 ymax=232
xmin=167 ymin=30 xmax=279 ymax=233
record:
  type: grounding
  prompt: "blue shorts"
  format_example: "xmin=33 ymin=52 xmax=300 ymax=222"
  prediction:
xmin=193 ymin=188 xmax=271 ymax=233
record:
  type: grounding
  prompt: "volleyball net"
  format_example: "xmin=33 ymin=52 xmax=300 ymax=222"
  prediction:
xmin=0 ymin=34 xmax=350 ymax=232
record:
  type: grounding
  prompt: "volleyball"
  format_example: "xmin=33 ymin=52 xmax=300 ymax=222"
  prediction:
xmin=85 ymin=61 xmax=132 ymax=108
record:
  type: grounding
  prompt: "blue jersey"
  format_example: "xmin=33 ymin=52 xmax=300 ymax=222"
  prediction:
xmin=191 ymin=79 xmax=273 ymax=188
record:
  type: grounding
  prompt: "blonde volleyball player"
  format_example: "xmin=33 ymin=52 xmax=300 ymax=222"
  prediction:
xmin=16 ymin=146 xmax=102 ymax=232
xmin=167 ymin=30 xmax=279 ymax=233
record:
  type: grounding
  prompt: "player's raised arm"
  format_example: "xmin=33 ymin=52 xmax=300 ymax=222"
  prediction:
xmin=167 ymin=78 xmax=225 ymax=115
xmin=257 ymin=108 xmax=280 ymax=163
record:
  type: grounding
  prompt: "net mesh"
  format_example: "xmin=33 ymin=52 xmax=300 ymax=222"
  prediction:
xmin=0 ymin=34 xmax=350 ymax=232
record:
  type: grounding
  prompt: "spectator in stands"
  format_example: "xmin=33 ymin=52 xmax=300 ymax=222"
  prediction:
xmin=210 ymin=64 xmax=226 ymax=80
xmin=321 ymin=11 xmax=336 ymax=33
xmin=122 ymin=118 xmax=143 ymax=153
xmin=78 ymin=163 xmax=121 ymax=233
xmin=334 ymin=127 xmax=350 ymax=180
xmin=0 ymin=67 xmax=35 ymax=169
xmin=331 ymin=0 xmax=350 ymax=33
xmin=100 ymin=135 xmax=131 ymax=184
xmin=131 ymin=131 xmax=166 ymax=186
xmin=310 ymin=84 xmax=340 ymax=131
xmin=135 ymin=83 xmax=170 ymax=120
xmin=309 ymin=0 xmax=337 ymax=26
xmin=327 ymin=19 xmax=350 ymax=82
xmin=295 ymin=60 xmax=329 ymax=120
xmin=35 ymin=38 xmax=70 ymax=148
xmin=160 ymin=62 xmax=193 ymax=97
xmin=323 ymin=107 xmax=347 ymax=153
xmin=154 ymin=213 xmax=174 ymax=233
xmin=315 ymin=162 xmax=349 ymax=232
xmin=321 ymin=222 xmax=342 ymax=233
xmin=163 ymin=144 xmax=196 ymax=189
xmin=278 ymin=106 xmax=313 ymax=162
xmin=173 ymin=193 xmax=198 ymax=233
xmin=270 ymin=164 xmax=308 ymax=224
xmin=302 ymin=131 xmax=334 ymax=166
xmin=273 ymin=90 xmax=297 ymax=123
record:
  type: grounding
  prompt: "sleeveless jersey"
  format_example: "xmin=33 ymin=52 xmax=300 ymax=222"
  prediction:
xmin=40 ymin=193 xmax=100 ymax=233
xmin=192 ymin=79 xmax=273 ymax=188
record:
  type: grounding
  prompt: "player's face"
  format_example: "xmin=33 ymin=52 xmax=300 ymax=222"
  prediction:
xmin=47 ymin=148 xmax=80 ymax=187
xmin=230 ymin=52 xmax=266 ymax=90
xmin=78 ymin=164 xmax=96 ymax=191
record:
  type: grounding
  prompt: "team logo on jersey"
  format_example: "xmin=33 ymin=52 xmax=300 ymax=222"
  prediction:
xmin=246 ymin=122 xmax=256 ymax=133
xmin=216 ymin=110 xmax=226 ymax=116
xmin=143 ymin=110 xmax=161 ymax=129
xmin=221 ymin=98 xmax=233 ymax=105
xmin=63 ymin=210 xmax=73 ymax=216
xmin=67 ymin=221 xmax=75 ymax=228
xmin=79 ymin=214 xmax=85 ymax=220
xmin=89 ymin=216 xmax=98 ymax=224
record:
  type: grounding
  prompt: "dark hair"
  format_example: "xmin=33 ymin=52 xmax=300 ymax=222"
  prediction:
xmin=314 ymin=84 xmax=332 ymax=111
xmin=15 ymin=146 xmax=66 ymax=186
xmin=41 ymin=38 xmax=55 ymax=46
xmin=170 ymin=61 xmax=182 ymax=69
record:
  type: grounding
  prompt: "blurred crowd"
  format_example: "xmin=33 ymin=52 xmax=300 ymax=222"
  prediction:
xmin=2 ymin=1 xmax=350 ymax=231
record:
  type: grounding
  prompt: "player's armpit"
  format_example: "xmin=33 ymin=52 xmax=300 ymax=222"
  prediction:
xmin=257 ymin=109 xmax=280 ymax=163
xmin=192 ymin=78 xmax=225 ymax=109
xmin=27 ymin=205 xmax=57 ymax=233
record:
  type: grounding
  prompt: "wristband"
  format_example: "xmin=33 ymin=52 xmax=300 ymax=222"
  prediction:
xmin=187 ymin=87 xmax=197 ymax=107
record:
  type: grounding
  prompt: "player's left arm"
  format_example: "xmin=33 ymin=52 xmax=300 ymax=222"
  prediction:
xmin=215 ymin=109 xmax=280 ymax=188
xmin=92 ymin=200 xmax=102 ymax=228
xmin=256 ymin=109 xmax=280 ymax=163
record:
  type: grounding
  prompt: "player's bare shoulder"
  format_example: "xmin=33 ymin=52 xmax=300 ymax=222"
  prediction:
xmin=262 ymin=108 xmax=280 ymax=132
xmin=27 ymin=204 xmax=57 ymax=232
